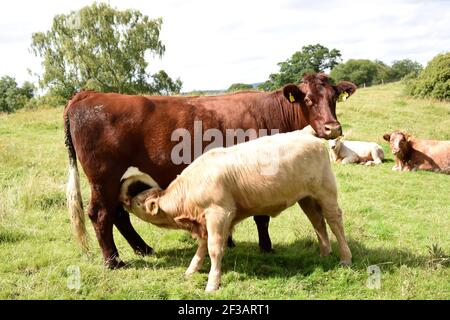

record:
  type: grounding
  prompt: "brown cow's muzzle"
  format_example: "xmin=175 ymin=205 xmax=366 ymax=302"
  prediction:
xmin=322 ymin=123 xmax=342 ymax=139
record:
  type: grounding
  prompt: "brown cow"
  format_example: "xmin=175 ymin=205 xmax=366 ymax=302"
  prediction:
xmin=383 ymin=131 xmax=450 ymax=174
xmin=64 ymin=73 xmax=356 ymax=268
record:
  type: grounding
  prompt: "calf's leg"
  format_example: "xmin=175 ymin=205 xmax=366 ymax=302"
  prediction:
xmin=319 ymin=200 xmax=352 ymax=265
xmin=114 ymin=206 xmax=154 ymax=256
xmin=205 ymin=207 xmax=232 ymax=292
xmin=372 ymin=148 xmax=384 ymax=165
xmin=185 ymin=238 xmax=207 ymax=276
xmin=253 ymin=215 xmax=273 ymax=252
xmin=298 ymin=197 xmax=331 ymax=257
xmin=341 ymin=156 xmax=357 ymax=164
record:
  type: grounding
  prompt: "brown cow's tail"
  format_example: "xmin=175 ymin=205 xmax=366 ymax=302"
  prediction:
xmin=64 ymin=105 xmax=89 ymax=252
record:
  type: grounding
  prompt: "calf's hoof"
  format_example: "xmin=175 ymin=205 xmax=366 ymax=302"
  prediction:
xmin=105 ymin=256 xmax=126 ymax=269
xmin=184 ymin=269 xmax=197 ymax=278
xmin=319 ymin=248 xmax=332 ymax=257
xmin=205 ymin=284 xmax=220 ymax=292
xmin=134 ymin=245 xmax=154 ymax=256
xmin=339 ymin=259 xmax=352 ymax=267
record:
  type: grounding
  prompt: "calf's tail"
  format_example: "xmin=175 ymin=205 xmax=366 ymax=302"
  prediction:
xmin=64 ymin=105 xmax=89 ymax=252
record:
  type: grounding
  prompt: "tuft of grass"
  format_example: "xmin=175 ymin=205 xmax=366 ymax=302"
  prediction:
xmin=0 ymin=84 xmax=449 ymax=299
xmin=426 ymin=244 xmax=449 ymax=269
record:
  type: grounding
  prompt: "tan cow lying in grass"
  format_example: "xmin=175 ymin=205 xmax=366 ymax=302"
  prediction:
xmin=119 ymin=129 xmax=352 ymax=292
xmin=328 ymin=136 xmax=384 ymax=165
xmin=383 ymin=130 xmax=450 ymax=174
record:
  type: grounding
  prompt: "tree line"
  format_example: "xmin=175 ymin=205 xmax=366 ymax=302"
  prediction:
xmin=1 ymin=3 xmax=449 ymax=113
xmin=227 ymin=44 xmax=449 ymax=102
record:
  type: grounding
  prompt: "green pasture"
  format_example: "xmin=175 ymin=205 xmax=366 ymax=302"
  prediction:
xmin=0 ymin=82 xmax=449 ymax=299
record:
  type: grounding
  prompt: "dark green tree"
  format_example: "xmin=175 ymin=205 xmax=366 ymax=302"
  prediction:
xmin=266 ymin=44 xmax=342 ymax=90
xmin=151 ymin=70 xmax=182 ymax=95
xmin=391 ymin=59 xmax=422 ymax=80
xmin=406 ymin=52 xmax=450 ymax=101
xmin=373 ymin=60 xmax=395 ymax=84
xmin=0 ymin=76 xmax=35 ymax=113
xmin=227 ymin=83 xmax=253 ymax=92
xmin=31 ymin=2 xmax=181 ymax=99
xmin=330 ymin=59 xmax=378 ymax=86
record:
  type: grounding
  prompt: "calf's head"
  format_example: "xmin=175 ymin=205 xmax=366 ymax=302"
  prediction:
xmin=283 ymin=73 xmax=357 ymax=139
xmin=383 ymin=131 xmax=411 ymax=159
xmin=328 ymin=136 xmax=344 ymax=153
xmin=123 ymin=187 xmax=171 ymax=228
xmin=122 ymin=184 xmax=207 ymax=238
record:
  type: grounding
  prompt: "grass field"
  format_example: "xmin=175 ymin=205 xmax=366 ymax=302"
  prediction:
xmin=0 ymin=82 xmax=449 ymax=299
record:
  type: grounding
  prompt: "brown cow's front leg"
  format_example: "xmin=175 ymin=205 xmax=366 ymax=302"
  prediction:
xmin=114 ymin=206 xmax=154 ymax=256
xmin=253 ymin=215 xmax=273 ymax=252
xmin=88 ymin=191 xmax=125 ymax=269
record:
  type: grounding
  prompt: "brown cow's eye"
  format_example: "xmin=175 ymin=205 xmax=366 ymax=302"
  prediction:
xmin=305 ymin=97 xmax=313 ymax=106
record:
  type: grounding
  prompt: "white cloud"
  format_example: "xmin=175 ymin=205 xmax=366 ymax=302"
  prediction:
xmin=0 ymin=0 xmax=449 ymax=91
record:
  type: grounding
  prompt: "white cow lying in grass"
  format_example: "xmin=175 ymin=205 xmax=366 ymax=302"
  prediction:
xmin=328 ymin=136 xmax=384 ymax=165
xmin=119 ymin=128 xmax=352 ymax=292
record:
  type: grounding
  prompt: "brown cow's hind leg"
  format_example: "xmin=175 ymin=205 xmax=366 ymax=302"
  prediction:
xmin=88 ymin=188 xmax=125 ymax=269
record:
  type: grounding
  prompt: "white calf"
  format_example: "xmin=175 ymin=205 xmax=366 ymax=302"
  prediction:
xmin=329 ymin=137 xmax=384 ymax=165
xmin=120 ymin=129 xmax=352 ymax=291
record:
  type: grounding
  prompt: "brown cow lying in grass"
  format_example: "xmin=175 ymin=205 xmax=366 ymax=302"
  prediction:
xmin=119 ymin=128 xmax=352 ymax=291
xmin=383 ymin=130 xmax=450 ymax=174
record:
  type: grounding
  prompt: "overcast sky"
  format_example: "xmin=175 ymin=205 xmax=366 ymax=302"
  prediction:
xmin=1 ymin=0 xmax=449 ymax=91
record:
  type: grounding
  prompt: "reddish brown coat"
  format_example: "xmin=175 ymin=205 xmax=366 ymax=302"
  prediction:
xmin=383 ymin=131 xmax=450 ymax=174
xmin=64 ymin=73 xmax=356 ymax=267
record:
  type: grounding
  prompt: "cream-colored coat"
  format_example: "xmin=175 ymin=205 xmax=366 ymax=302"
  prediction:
xmin=121 ymin=129 xmax=352 ymax=291
xmin=329 ymin=138 xmax=384 ymax=165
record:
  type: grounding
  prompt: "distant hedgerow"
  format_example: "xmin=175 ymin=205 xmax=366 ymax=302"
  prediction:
xmin=406 ymin=52 xmax=450 ymax=101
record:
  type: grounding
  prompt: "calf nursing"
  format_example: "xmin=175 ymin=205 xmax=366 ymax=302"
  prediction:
xmin=120 ymin=129 xmax=351 ymax=291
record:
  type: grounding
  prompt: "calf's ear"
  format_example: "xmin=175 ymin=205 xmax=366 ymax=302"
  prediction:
xmin=335 ymin=81 xmax=357 ymax=101
xmin=145 ymin=198 xmax=159 ymax=215
xmin=174 ymin=216 xmax=207 ymax=239
xmin=283 ymin=84 xmax=304 ymax=103
xmin=383 ymin=133 xmax=391 ymax=141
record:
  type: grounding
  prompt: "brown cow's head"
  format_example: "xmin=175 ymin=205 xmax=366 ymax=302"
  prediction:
xmin=283 ymin=73 xmax=357 ymax=139
xmin=383 ymin=131 xmax=411 ymax=159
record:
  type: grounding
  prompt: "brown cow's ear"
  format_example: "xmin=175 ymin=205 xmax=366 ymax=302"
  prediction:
xmin=145 ymin=198 xmax=159 ymax=215
xmin=336 ymin=81 xmax=357 ymax=100
xmin=283 ymin=84 xmax=303 ymax=103
xmin=383 ymin=133 xmax=391 ymax=141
